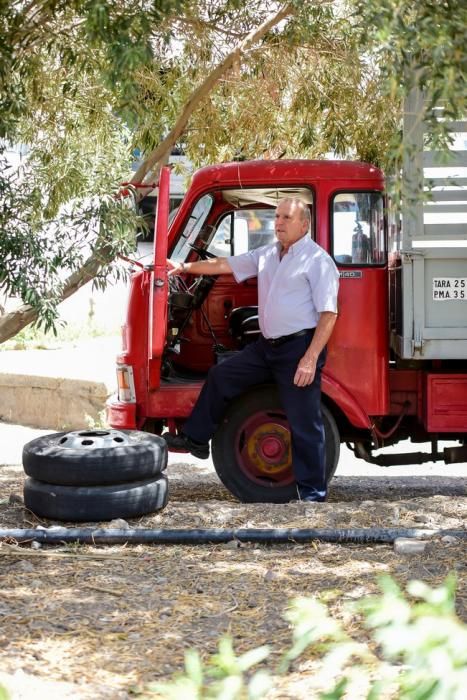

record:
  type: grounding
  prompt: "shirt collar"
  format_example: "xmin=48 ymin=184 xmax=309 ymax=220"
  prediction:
xmin=276 ymin=234 xmax=309 ymax=257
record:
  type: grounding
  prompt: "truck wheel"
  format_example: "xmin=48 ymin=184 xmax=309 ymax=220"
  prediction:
xmin=211 ymin=385 xmax=340 ymax=503
xmin=23 ymin=475 xmax=169 ymax=522
xmin=22 ymin=430 xmax=167 ymax=486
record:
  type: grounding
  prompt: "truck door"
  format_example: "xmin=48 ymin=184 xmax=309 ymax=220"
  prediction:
xmin=329 ymin=190 xmax=389 ymax=416
xmin=148 ymin=166 xmax=171 ymax=390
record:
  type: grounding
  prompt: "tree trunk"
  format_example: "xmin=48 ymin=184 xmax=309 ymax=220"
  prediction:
xmin=0 ymin=4 xmax=294 ymax=344
xmin=0 ymin=244 xmax=113 ymax=343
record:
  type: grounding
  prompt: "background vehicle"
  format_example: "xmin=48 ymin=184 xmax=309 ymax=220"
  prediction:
xmin=108 ymin=91 xmax=467 ymax=502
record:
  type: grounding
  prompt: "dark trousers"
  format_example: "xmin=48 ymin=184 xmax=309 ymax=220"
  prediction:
xmin=184 ymin=330 xmax=327 ymax=500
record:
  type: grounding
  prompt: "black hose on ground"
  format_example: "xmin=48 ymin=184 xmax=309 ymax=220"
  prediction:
xmin=0 ymin=527 xmax=465 ymax=545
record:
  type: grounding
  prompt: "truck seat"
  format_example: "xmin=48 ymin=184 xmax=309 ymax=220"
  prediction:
xmin=229 ymin=306 xmax=260 ymax=347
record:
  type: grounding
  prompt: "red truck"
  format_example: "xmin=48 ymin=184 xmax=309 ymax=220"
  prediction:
xmin=107 ymin=126 xmax=467 ymax=502
xmin=108 ymin=152 xmax=467 ymax=502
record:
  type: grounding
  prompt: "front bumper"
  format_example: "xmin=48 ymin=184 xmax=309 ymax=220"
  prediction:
xmin=106 ymin=394 xmax=137 ymax=430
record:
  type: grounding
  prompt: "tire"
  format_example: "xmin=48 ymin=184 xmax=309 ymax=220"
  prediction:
xmin=212 ymin=385 xmax=340 ymax=503
xmin=23 ymin=475 xmax=169 ymax=522
xmin=22 ymin=430 xmax=167 ymax=486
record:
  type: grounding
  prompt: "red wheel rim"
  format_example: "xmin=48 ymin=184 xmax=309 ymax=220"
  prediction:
xmin=235 ymin=409 xmax=294 ymax=486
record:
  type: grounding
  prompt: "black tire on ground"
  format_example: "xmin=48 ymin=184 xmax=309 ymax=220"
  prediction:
xmin=212 ymin=385 xmax=340 ymax=503
xmin=22 ymin=430 xmax=167 ymax=486
xmin=23 ymin=475 xmax=169 ymax=522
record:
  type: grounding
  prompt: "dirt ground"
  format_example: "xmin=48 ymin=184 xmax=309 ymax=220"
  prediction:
xmin=0 ymin=456 xmax=466 ymax=699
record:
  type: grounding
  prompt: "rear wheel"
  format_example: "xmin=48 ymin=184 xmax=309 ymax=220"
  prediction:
xmin=212 ymin=385 xmax=339 ymax=503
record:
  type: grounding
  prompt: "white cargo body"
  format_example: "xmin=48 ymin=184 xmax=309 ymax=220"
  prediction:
xmin=390 ymin=88 xmax=467 ymax=360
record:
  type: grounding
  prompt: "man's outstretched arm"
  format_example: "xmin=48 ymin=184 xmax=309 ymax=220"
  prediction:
xmin=167 ymin=257 xmax=233 ymax=277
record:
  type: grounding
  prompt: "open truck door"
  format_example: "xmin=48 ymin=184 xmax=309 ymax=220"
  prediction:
xmin=148 ymin=166 xmax=171 ymax=390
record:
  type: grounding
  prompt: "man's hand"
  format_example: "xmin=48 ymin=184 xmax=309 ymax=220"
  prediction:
xmin=294 ymin=353 xmax=317 ymax=387
xmin=293 ymin=312 xmax=338 ymax=387
xmin=167 ymin=259 xmax=183 ymax=277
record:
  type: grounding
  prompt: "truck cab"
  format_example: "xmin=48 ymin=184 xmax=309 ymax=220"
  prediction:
xmin=108 ymin=154 xmax=467 ymax=502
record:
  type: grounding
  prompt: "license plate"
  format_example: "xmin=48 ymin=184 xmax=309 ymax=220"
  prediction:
xmin=432 ymin=277 xmax=467 ymax=300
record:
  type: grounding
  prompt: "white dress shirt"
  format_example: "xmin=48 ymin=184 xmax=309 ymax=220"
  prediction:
xmin=227 ymin=235 xmax=339 ymax=339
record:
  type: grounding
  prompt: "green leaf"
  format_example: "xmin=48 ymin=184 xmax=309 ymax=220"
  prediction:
xmin=237 ymin=645 xmax=270 ymax=672
xmin=147 ymin=676 xmax=200 ymax=700
xmin=319 ymin=677 xmax=348 ymax=700
xmin=247 ymin=670 xmax=273 ymax=700
xmin=214 ymin=675 xmax=243 ymax=700
xmin=407 ymin=573 xmax=457 ymax=615
xmin=184 ymin=649 xmax=204 ymax=686
xmin=211 ymin=637 xmax=239 ymax=675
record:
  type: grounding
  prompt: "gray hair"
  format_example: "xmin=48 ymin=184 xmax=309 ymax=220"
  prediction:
xmin=277 ymin=197 xmax=311 ymax=227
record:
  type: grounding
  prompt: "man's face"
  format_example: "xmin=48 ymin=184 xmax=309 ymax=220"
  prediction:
xmin=274 ymin=200 xmax=309 ymax=250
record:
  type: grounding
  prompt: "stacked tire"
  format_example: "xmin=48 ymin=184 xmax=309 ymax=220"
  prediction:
xmin=22 ymin=430 xmax=168 ymax=522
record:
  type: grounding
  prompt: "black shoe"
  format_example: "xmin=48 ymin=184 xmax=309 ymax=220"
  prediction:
xmin=297 ymin=489 xmax=327 ymax=503
xmin=163 ymin=432 xmax=210 ymax=460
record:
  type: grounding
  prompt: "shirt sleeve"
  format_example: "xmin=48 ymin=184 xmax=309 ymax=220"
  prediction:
xmin=308 ymin=254 xmax=340 ymax=314
xmin=227 ymin=249 xmax=260 ymax=282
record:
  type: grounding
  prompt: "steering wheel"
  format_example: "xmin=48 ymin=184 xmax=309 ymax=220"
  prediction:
xmin=188 ymin=243 xmax=217 ymax=260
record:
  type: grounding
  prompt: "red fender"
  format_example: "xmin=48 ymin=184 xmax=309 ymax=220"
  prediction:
xmin=322 ymin=371 xmax=372 ymax=430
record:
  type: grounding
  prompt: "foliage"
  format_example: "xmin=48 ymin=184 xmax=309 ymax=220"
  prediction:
xmin=134 ymin=1 xmax=399 ymax=169
xmin=354 ymin=0 xmax=467 ymax=151
xmin=1 ymin=0 xmax=180 ymax=338
xmin=350 ymin=0 xmax=467 ymax=209
xmin=0 ymin=1 xmax=293 ymax=339
xmin=0 ymin=0 xmax=183 ymax=142
xmin=0 ymin=1 xmax=465 ymax=339
xmin=144 ymin=639 xmax=272 ymax=700
xmin=360 ymin=575 xmax=467 ymax=699
xmin=0 ymin=145 xmax=140 ymax=333
xmin=137 ymin=575 xmax=467 ymax=700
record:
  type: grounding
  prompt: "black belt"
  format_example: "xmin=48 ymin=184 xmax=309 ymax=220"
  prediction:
xmin=262 ymin=329 xmax=313 ymax=347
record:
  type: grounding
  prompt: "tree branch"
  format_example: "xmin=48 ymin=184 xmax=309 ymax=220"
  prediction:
xmin=0 ymin=243 xmax=113 ymax=343
xmin=0 ymin=4 xmax=295 ymax=343
xmin=130 ymin=3 xmax=294 ymax=192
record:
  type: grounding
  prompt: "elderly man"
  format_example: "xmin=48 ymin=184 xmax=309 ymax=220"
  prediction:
xmin=165 ymin=197 xmax=339 ymax=502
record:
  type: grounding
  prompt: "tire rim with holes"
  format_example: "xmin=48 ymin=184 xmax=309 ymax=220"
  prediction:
xmin=235 ymin=411 xmax=294 ymax=486
xmin=53 ymin=430 xmax=133 ymax=450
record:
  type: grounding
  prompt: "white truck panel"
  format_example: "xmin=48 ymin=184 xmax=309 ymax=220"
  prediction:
xmin=392 ymin=88 xmax=467 ymax=359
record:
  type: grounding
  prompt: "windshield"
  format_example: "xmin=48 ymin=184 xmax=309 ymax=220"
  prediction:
xmin=170 ymin=194 xmax=214 ymax=262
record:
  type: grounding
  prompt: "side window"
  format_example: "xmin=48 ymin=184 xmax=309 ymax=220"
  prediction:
xmin=207 ymin=209 xmax=276 ymax=257
xmin=171 ymin=194 xmax=214 ymax=262
xmin=235 ymin=210 xmax=276 ymax=253
xmin=208 ymin=215 xmax=233 ymax=257
xmin=332 ymin=192 xmax=385 ymax=265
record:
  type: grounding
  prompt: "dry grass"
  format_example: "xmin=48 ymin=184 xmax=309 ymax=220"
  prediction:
xmin=0 ymin=462 xmax=465 ymax=699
